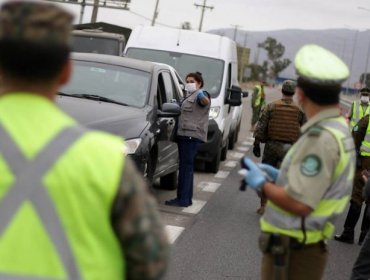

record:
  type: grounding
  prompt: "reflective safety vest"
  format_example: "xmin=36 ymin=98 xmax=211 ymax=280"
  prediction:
xmin=0 ymin=94 xmax=125 ymax=279
xmin=350 ymin=101 xmax=370 ymax=130
xmin=260 ymin=117 xmax=355 ymax=244
xmin=360 ymin=116 xmax=370 ymax=156
xmin=254 ymin=85 xmax=265 ymax=107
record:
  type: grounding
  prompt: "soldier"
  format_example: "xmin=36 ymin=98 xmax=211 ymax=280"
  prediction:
xmin=0 ymin=1 xmax=168 ymax=279
xmin=348 ymin=87 xmax=370 ymax=131
xmin=242 ymin=44 xmax=355 ymax=280
xmin=253 ymin=80 xmax=306 ymax=215
xmin=334 ymin=100 xmax=370 ymax=245
xmin=250 ymin=80 xmax=266 ymax=132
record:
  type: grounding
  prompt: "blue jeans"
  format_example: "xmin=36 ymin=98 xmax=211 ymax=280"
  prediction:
xmin=176 ymin=137 xmax=201 ymax=205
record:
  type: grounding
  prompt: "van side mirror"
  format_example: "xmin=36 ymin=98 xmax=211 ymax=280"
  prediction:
xmin=227 ymin=85 xmax=242 ymax=106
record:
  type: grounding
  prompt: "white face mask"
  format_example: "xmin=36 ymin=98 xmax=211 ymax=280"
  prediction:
xmin=361 ymin=96 xmax=369 ymax=103
xmin=185 ymin=83 xmax=197 ymax=93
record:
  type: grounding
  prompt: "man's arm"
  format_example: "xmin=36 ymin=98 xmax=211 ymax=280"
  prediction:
xmin=254 ymin=104 xmax=270 ymax=144
xmin=263 ymin=182 xmax=312 ymax=216
xmin=111 ymin=159 xmax=169 ymax=280
xmin=353 ymin=115 xmax=369 ymax=150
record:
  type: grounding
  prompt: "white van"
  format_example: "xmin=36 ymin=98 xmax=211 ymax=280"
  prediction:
xmin=124 ymin=26 xmax=243 ymax=172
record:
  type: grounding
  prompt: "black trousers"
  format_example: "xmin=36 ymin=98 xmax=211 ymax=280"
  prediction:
xmin=351 ymin=226 xmax=370 ymax=279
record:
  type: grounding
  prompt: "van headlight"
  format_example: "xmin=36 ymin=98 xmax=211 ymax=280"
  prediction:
xmin=123 ymin=138 xmax=142 ymax=155
xmin=209 ymin=106 xmax=220 ymax=120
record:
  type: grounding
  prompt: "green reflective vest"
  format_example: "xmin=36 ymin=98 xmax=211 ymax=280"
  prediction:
xmin=254 ymin=85 xmax=265 ymax=107
xmin=260 ymin=117 xmax=355 ymax=244
xmin=0 ymin=93 xmax=125 ymax=279
xmin=350 ymin=101 xmax=370 ymax=131
xmin=360 ymin=116 xmax=370 ymax=156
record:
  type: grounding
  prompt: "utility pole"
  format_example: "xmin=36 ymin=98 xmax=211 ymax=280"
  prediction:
xmin=151 ymin=0 xmax=160 ymax=26
xmin=194 ymin=0 xmax=214 ymax=32
xmin=79 ymin=0 xmax=86 ymax=24
xmin=91 ymin=0 xmax=99 ymax=23
xmin=231 ymin=24 xmax=241 ymax=42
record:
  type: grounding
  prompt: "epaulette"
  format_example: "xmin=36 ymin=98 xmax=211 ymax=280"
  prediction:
xmin=307 ymin=126 xmax=322 ymax=137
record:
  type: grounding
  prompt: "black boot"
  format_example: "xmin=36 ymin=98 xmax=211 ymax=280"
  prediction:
xmin=334 ymin=201 xmax=362 ymax=244
xmin=359 ymin=204 xmax=370 ymax=245
xmin=334 ymin=228 xmax=354 ymax=244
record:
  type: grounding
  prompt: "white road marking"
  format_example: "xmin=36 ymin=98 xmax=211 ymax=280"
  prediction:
xmin=182 ymin=199 xmax=207 ymax=214
xmin=215 ymin=170 xmax=230 ymax=179
xmin=198 ymin=181 xmax=221 ymax=192
xmin=229 ymin=151 xmax=245 ymax=159
xmin=165 ymin=225 xmax=185 ymax=244
xmin=241 ymin=141 xmax=253 ymax=146
xmin=225 ymin=160 xmax=238 ymax=168
xmin=236 ymin=146 xmax=249 ymax=152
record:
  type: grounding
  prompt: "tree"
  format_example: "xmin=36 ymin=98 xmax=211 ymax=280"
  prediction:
xmin=259 ymin=37 xmax=291 ymax=81
xmin=181 ymin=22 xmax=192 ymax=30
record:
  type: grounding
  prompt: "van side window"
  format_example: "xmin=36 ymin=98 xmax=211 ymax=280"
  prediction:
xmin=157 ymin=74 xmax=167 ymax=109
xmin=161 ymin=71 xmax=177 ymax=102
xmin=225 ymin=63 xmax=232 ymax=102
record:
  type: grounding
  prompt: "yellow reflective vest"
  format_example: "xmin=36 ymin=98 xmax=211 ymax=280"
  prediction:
xmin=0 ymin=93 xmax=125 ymax=279
xmin=350 ymin=101 xmax=370 ymax=131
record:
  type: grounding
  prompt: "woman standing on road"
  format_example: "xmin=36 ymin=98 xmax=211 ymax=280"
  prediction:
xmin=165 ymin=72 xmax=211 ymax=207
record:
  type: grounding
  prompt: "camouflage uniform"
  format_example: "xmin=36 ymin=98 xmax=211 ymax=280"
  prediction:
xmin=334 ymin=114 xmax=370 ymax=245
xmin=254 ymin=80 xmax=306 ymax=214
xmin=0 ymin=2 xmax=169 ymax=279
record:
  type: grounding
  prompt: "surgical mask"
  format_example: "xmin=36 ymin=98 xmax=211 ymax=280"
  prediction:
xmin=185 ymin=83 xmax=197 ymax=93
xmin=361 ymin=96 xmax=369 ymax=103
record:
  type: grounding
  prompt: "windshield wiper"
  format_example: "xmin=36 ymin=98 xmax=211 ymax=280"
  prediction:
xmin=58 ymin=93 xmax=128 ymax=106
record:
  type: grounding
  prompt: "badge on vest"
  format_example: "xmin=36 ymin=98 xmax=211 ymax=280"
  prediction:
xmin=300 ymin=154 xmax=322 ymax=177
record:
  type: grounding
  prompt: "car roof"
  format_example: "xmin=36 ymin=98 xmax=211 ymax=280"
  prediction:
xmin=71 ymin=52 xmax=165 ymax=73
xmin=72 ymin=29 xmax=125 ymax=40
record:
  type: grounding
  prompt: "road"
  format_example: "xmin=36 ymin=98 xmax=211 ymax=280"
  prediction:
xmin=153 ymin=87 xmax=363 ymax=280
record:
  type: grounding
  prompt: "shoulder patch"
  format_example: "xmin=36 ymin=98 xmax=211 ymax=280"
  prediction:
xmin=307 ymin=127 xmax=322 ymax=137
xmin=300 ymin=154 xmax=322 ymax=177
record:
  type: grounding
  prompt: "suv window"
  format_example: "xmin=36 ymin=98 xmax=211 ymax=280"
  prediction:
xmin=162 ymin=71 xmax=178 ymax=102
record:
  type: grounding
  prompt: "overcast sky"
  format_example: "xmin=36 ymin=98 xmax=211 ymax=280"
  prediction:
xmin=54 ymin=0 xmax=370 ymax=32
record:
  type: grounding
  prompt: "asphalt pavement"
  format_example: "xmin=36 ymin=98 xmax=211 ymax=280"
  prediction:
xmin=158 ymin=87 xmax=363 ymax=280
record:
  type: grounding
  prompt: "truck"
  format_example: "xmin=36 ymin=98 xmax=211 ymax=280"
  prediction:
xmin=72 ymin=22 xmax=132 ymax=56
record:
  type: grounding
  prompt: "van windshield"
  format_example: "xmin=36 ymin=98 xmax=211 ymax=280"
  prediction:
xmin=72 ymin=35 xmax=120 ymax=56
xmin=126 ymin=48 xmax=224 ymax=98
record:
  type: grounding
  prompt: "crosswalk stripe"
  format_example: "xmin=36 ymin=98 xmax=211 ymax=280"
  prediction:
xmin=225 ymin=160 xmax=238 ymax=168
xmin=182 ymin=199 xmax=206 ymax=214
xmin=236 ymin=146 xmax=249 ymax=152
xmin=198 ymin=181 xmax=221 ymax=192
xmin=165 ymin=225 xmax=185 ymax=244
xmin=215 ymin=170 xmax=230 ymax=179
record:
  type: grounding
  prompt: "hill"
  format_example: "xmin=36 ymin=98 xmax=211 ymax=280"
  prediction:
xmin=208 ymin=28 xmax=370 ymax=88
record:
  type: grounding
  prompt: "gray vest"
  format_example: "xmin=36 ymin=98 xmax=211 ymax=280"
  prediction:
xmin=177 ymin=90 xmax=210 ymax=142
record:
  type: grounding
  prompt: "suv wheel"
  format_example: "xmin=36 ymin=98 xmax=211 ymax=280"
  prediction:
xmin=206 ymin=146 xmax=221 ymax=173
xmin=221 ymin=138 xmax=228 ymax=161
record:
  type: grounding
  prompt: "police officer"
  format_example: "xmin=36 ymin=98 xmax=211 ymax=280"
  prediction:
xmin=0 ymin=1 xmax=168 ymax=279
xmin=242 ymin=44 xmax=355 ymax=280
xmin=348 ymin=88 xmax=370 ymax=131
xmin=250 ymin=80 xmax=266 ymax=132
xmin=335 ymin=97 xmax=370 ymax=245
xmin=253 ymin=80 xmax=306 ymax=215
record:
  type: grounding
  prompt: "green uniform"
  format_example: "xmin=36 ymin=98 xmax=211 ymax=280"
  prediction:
xmin=261 ymin=109 xmax=355 ymax=279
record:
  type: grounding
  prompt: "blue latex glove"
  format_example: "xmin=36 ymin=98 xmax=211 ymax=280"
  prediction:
xmin=242 ymin=158 xmax=266 ymax=192
xmin=258 ymin=163 xmax=279 ymax=182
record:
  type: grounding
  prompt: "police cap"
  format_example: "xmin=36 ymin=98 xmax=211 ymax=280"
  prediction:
xmin=282 ymin=80 xmax=296 ymax=94
xmin=294 ymin=44 xmax=349 ymax=86
xmin=0 ymin=0 xmax=73 ymax=46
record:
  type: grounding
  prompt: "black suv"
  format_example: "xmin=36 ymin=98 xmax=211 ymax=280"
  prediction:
xmin=57 ymin=53 xmax=184 ymax=189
